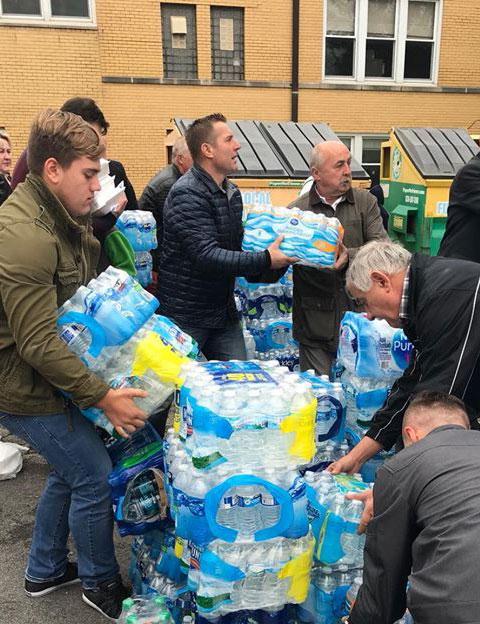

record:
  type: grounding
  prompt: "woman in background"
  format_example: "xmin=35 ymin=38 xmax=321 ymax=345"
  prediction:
xmin=0 ymin=129 xmax=12 ymax=206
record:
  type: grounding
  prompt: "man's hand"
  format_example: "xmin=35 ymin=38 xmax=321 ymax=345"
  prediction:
xmin=96 ymin=387 xmax=149 ymax=438
xmin=346 ymin=489 xmax=374 ymax=534
xmin=327 ymin=450 xmax=364 ymax=475
xmin=328 ymin=437 xmax=383 ymax=474
xmin=267 ymin=235 xmax=299 ymax=269
xmin=331 ymin=242 xmax=348 ymax=270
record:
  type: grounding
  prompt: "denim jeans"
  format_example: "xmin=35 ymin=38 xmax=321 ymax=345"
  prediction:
xmin=0 ymin=405 xmax=119 ymax=589
xmin=180 ymin=321 xmax=247 ymax=361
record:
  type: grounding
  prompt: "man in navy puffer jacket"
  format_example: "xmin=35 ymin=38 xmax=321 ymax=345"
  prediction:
xmin=158 ymin=113 xmax=295 ymax=360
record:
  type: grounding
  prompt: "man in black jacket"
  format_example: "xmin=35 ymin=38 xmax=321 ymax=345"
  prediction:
xmin=329 ymin=240 xmax=480 ymax=473
xmin=439 ymin=152 xmax=480 ymax=262
xmin=139 ymin=136 xmax=192 ymax=272
xmin=348 ymin=391 xmax=480 ymax=624
xmin=158 ymin=113 xmax=295 ymax=360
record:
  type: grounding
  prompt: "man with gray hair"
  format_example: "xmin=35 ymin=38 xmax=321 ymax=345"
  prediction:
xmin=346 ymin=391 xmax=480 ymax=624
xmin=139 ymin=135 xmax=193 ymax=272
xmin=330 ymin=240 xmax=480 ymax=474
xmin=287 ymin=140 xmax=387 ymax=375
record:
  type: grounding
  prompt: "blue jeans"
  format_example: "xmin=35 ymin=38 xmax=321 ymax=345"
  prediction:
xmin=0 ymin=405 xmax=119 ymax=589
xmin=181 ymin=321 xmax=247 ymax=361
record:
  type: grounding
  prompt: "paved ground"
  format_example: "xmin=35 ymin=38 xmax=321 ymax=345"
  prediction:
xmin=0 ymin=426 xmax=132 ymax=624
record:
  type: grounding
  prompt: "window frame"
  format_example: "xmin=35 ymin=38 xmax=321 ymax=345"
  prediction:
xmin=0 ymin=0 xmax=96 ymax=28
xmin=323 ymin=0 xmax=442 ymax=86
xmin=338 ymin=133 xmax=389 ymax=184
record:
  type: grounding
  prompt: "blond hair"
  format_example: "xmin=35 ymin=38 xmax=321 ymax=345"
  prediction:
xmin=27 ymin=108 xmax=104 ymax=176
xmin=0 ymin=129 xmax=11 ymax=145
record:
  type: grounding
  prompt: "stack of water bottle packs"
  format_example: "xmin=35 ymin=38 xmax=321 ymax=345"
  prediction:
xmin=298 ymin=471 xmax=370 ymax=624
xmin=242 ymin=205 xmax=343 ymax=268
xmin=117 ymin=209 xmax=158 ymax=287
xmin=235 ymin=270 xmax=299 ymax=371
xmin=57 ymin=266 xmax=199 ymax=434
xmin=164 ymin=359 xmax=319 ymax=620
xmin=336 ymin=312 xmax=413 ymax=481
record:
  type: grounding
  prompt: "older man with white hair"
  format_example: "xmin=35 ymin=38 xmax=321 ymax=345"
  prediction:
xmin=330 ymin=240 xmax=480 ymax=474
xmin=288 ymin=140 xmax=388 ymax=375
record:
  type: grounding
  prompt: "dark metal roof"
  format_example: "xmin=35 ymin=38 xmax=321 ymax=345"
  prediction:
xmin=174 ymin=118 xmax=369 ymax=179
xmin=394 ymin=127 xmax=480 ymax=179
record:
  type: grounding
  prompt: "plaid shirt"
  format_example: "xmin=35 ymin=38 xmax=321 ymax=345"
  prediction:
xmin=399 ymin=264 xmax=411 ymax=322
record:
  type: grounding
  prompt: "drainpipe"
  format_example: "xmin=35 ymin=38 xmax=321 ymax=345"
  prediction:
xmin=291 ymin=0 xmax=300 ymax=122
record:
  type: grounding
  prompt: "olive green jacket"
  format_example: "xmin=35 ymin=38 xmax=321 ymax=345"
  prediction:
xmin=288 ymin=186 xmax=389 ymax=351
xmin=0 ymin=174 xmax=110 ymax=415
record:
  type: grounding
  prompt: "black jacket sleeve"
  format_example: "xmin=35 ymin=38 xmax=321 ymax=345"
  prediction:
xmin=448 ymin=156 xmax=480 ymax=216
xmin=139 ymin=178 xmax=175 ymax=272
xmin=166 ymin=185 xmax=271 ymax=278
xmin=349 ymin=469 xmax=412 ymax=624
xmin=367 ymin=276 xmax=480 ymax=449
xmin=109 ymin=159 xmax=138 ymax=211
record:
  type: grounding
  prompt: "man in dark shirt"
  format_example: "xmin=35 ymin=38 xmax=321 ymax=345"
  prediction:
xmin=348 ymin=391 xmax=480 ymax=624
xmin=439 ymin=152 xmax=480 ymax=262
xmin=139 ymin=136 xmax=192 ymax=272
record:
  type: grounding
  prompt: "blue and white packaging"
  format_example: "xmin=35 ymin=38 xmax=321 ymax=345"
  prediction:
xmin=243 ymin=206 xmax=343 ymax=268
xmin=117 ymin=210 xmax=158 ymax=252
xmin=338 ymin=312 xmax=413 ymax=379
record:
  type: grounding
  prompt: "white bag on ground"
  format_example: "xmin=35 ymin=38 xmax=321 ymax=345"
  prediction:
xmin=0 ymin=439 xmax=29 ymax=480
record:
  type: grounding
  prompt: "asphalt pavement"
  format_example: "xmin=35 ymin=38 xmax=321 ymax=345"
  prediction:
xmin=0 ymin=425 xmax=132 ymax=624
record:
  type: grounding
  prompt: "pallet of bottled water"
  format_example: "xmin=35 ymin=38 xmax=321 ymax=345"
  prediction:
xmin=242 ymin=205 xmax=343 ymax=268
xmin=57 ymin=267 xmax=198 ymax=433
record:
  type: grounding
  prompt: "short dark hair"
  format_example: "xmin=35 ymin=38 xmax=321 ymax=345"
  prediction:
xmin=403 ymin=391 xmax=469 ymax=431
xmin=60 ymin=97 xmax=109 ymax=135
xmin=408 ymin=391 xmax=467 ymax=414
xmin=185 ymin=113 xmax=227 ymax=162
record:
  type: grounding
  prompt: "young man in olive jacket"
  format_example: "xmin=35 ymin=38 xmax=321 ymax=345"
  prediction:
xmin=0 ymin=109 xmax=148 ymax=620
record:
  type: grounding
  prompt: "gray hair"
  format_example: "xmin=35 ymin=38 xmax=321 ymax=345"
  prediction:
xmin=172 ymin=136 xmax=189 ymax=160
xmin=346 ymin=241 xmax=412 ymax=292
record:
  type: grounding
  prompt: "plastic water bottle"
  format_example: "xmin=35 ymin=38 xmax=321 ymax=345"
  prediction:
xmin=345 ymin=576 xmax=363 ymax=614
xmin=340 ymin=499 xmax=365 ymax=567
xmin=135 ymin=251 xmax=153 ymax=287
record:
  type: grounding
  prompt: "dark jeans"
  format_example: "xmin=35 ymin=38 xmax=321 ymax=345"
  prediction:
xmin=180 ymin=321 xmax=247 ymax=361
xmin=0 ymin=406 xmax=119 ymax=589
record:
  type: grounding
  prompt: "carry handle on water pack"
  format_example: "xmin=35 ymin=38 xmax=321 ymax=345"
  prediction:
xmin=57 ymin=311 xmax=106 ymax=357
xmin=204 ymin=474 xmax=294 ymax=542
xmin=317 ymin=393 xmax=344 ymax=443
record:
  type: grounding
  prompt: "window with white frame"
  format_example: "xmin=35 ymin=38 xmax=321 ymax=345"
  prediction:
xmin=0 ymin=0 xmax=94 ymax=25
xmin=339 ymin=134 xmax=388 ymax=185
xmin=324 ymin=0 xmax=440 ymax=83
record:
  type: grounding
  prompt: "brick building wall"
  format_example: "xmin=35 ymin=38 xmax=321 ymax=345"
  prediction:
xmin=1 ymin=0 xmax=479 ymax=194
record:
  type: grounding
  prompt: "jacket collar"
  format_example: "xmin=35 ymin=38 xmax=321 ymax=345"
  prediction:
xmin=191 ymin=164 xmax=236 ymax=197
xmin=426 ymin=424 xmax=467 ymax=437
xmin=308 ymin=183 xmax=355 ymax=208
xmin=25 ymin=173 xmax=86 ymax=235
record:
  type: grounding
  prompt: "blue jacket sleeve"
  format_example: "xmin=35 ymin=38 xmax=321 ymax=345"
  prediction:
xmin=165 ymin=186 xmax=271 ymax=277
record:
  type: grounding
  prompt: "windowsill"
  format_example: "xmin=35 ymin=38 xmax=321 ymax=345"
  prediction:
xmin=304 ymin=81 xmax=480 ymax=94
xmin=0 ymin=17 xmax=96 ymax=29
xmin=102 ymin=76 xmax=290 ymax=88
